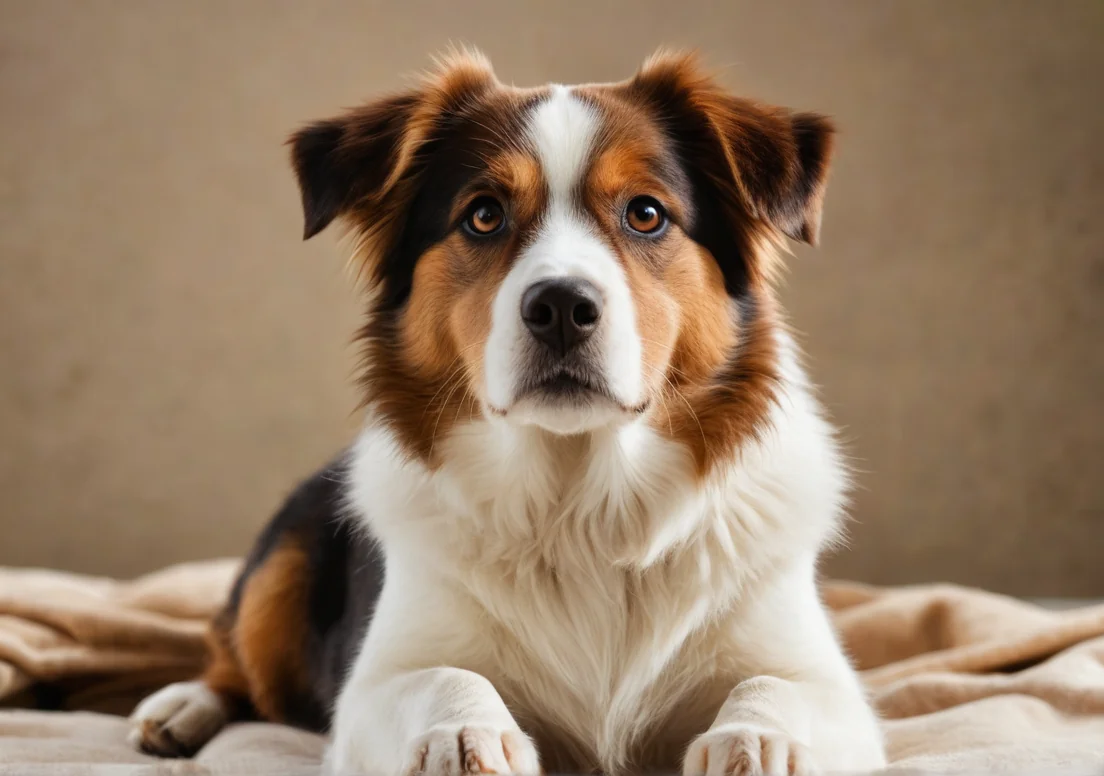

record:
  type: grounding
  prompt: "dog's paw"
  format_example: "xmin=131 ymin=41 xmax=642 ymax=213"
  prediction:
xmin=328 ymin=722 xmax=540 ymax=776
xmin=127 ymin=681 xmax=228 ymax=758
xmin=404 ymin=725 xmax=541 ymax=776
xmin=683 ymin=725 xmax=817 ymax=776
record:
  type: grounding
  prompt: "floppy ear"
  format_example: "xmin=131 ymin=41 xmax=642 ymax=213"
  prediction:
xmin=702 ymin=99 xmax=834 ymax=245
xmin=629 ymin=52 xmax=835 ymax=245
xmin=288 ymin=92 xmax=420 ymax=240
xmin=289 ymin=50 xmax=499 ymax=243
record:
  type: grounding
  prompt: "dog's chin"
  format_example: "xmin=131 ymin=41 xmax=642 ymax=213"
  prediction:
xmin=501 ymin=375 xmax=642 ymax=435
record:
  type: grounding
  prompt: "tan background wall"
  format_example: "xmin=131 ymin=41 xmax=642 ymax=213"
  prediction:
xmin=1 ymin=1 xmax=1101 ymax=596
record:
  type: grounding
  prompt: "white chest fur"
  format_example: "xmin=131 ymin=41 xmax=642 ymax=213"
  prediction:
xmin=344 ymin=354 xmax=847 ymax=771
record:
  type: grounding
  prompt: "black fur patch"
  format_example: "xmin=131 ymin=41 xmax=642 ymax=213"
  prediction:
xmin=225 ymin=455 xmax=384 ymax=731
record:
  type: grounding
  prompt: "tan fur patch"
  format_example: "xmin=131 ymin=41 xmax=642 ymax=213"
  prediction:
xmin=200 ymin=611 xmax=251 ymax=715
xmin=233 ymin=541 xmax=311 ymax=722
xmin=357 ymin=120 xmax=550 ymax=464
xmin=664 ymin=290 xmax=781 ymax=477
xmin=484 ymin=151 xmax=545 ymax=225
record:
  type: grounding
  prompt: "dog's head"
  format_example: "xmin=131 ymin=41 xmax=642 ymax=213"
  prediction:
xmin=290 ymin=50 xmax=833 ymax=473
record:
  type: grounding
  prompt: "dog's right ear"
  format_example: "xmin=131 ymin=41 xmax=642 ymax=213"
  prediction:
xmin=288 ymin=92 xmax=421 ymax=240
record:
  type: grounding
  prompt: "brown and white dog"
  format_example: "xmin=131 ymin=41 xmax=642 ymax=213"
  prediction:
xmin=128 ymin=50 xmax=886 ymax=776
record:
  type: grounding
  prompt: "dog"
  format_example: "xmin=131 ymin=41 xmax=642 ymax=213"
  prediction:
xmin=128 ymin=49 xmax=886 ymax=776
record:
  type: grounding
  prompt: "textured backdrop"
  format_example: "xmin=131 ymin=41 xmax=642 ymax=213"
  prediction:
xmin=1 ymin=1 xmax=1101 ymax=595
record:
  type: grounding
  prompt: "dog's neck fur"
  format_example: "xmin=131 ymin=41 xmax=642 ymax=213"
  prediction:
xmin=347 ymin=331 xmax=844 ymax=589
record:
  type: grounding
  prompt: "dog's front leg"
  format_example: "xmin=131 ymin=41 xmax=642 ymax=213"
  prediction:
xmin=324 ymin=567 xmax=538 ymax=776
xmin=326 ymin=666 xmax=539 ymax=775
xmin=683 ymin=564 xmax=885 ymax=776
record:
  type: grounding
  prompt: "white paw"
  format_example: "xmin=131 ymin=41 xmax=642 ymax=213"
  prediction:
xmin=684 ymin=725 xmax=818 ymax=776
xmin=127 ymin=681 xmax=228 ymax=757
xmin=328 ymin=723 xmax=540 ymax=776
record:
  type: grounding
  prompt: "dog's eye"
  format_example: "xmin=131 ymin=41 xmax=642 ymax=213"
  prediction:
xmin=624 ymin=197 xmax=667 ymax=235
xmin=463 ymin=198 xmax=505 ymax=236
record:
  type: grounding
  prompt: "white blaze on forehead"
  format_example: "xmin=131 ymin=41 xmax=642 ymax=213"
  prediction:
xmin=527 ymin=85 xmax=600 ymax=203
xmin=481 ymin=85 xmax=645 ymax=421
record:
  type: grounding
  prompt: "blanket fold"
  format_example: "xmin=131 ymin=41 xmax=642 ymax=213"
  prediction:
xmin=1 ymin=561 xmax=1102 ymax=772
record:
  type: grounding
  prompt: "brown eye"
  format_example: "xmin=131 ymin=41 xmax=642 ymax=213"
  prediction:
xmin=624 ymin=196 xmax=667 ymax=235
xmin=463 ymin=198 xmax=505 ymax=236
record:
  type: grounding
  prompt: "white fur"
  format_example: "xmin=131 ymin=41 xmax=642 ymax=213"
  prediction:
xmin=329 ymin=332 xmax=886 ymax=775
xmin=482 ymin=87 xmax=645 ymax=433
xmin=128 ymin=680 xmax=228 ymax=756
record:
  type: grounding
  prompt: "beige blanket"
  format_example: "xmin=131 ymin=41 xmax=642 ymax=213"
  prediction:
xmin=1 ymin=561 xmax=1103 ymax=773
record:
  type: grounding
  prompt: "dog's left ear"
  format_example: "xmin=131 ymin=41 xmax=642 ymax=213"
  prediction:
xmin=288 ymin=48 xmax=498 ymax=243
xmin=289 ymin=92 xmax=421 ymax=240
xmin=629 ymin=52 xmax=835 ymax=245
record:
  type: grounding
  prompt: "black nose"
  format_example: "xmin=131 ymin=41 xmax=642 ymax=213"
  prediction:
xmin=521 ymin=278 xmax=603 ymax=355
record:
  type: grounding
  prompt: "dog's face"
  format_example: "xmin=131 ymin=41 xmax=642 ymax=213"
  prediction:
xmin=291 ymin=50 xmax=833 ymax=472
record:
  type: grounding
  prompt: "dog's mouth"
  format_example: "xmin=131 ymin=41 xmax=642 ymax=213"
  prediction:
xmin=516 ymin=367 xmax=607 ymax=403
xmin=524 ymin=372 xmax=602 ymax=401
xmin=507 ymin=368 xmax=648 ymax=416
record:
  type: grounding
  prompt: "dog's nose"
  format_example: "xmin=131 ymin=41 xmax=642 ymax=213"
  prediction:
xmin=521 ymin=278 xmax=603 ymax=355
